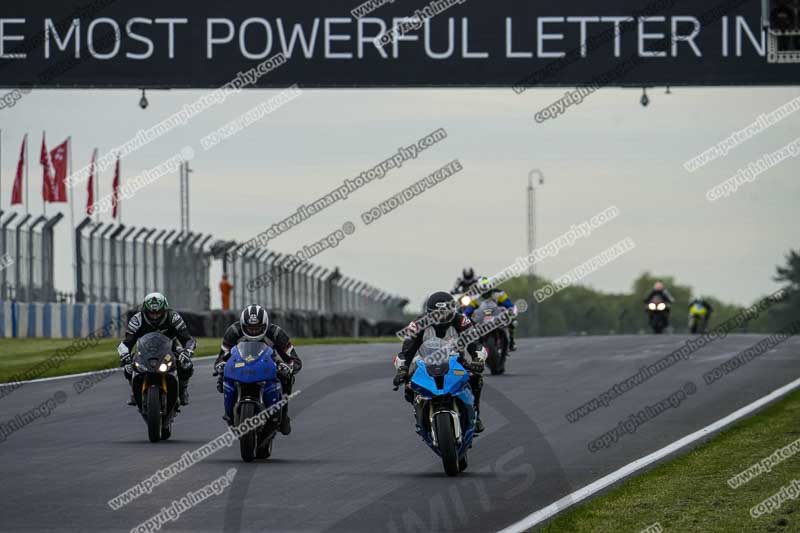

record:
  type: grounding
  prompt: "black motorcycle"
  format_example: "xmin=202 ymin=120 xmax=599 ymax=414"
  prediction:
xmin=470 ymin=301 xmax=510 ymax=374
xmin=130 ymin=332 xmax=181 ymax=442
xmin=646 ymin=297 xmax=670 ymax=334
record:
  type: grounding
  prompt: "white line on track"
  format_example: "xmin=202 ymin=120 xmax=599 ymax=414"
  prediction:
xmin=0 ymin=355 xmax=217 ymax=388
xmin=497 ymin=376 xmax=800 ymax=533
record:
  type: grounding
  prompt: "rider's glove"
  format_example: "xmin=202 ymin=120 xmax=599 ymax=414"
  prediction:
xmin=277 ymin=362 xmax=294 ymax=380
xmin=213 ymin=360 xmax=226 ymax=376
xmin=117 ymin=343 xmax=131 ymax=366
xmin=393 ymin=366 xmax=408 ymax=387
xmin=468 ymin=360 xmax=485 ymax=374
xmin=475 ymin=347 xmax=488 ymax=363
xmin=178 ymin=350 xmax=193 ymax=369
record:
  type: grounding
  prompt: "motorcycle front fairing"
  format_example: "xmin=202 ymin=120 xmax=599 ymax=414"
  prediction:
xmin=131 ymin=332 xmax=179 ymax=410
xmin=223 ymin=342 xmax=282 ymax=420
xmin=409 ymin=353 xmax=476 ymax=457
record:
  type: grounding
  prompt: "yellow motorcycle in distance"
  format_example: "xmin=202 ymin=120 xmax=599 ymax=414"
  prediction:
xmin=688 ymin=303 xmax=709 ymax=334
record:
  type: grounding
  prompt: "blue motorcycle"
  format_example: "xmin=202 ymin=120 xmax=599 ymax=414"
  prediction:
xmin=223 ymin=341 xmax=284 ymax=462
xmin=400 ymin=338 xmax=478 ymax=476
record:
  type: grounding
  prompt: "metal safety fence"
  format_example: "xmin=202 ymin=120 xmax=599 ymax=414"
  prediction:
xmin=74 ymin=217 xmax=212 ymax=310
xmin=0 ymin=211 xmax=62 ymax=302
xmin=221 ymin=245 xmax=407 ymax=321
xmin=1 ymin=216 xmax=418 ymax=321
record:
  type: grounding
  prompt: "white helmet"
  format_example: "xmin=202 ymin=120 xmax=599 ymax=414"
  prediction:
xmin=240 ymin=304 xmax=269 ymax=341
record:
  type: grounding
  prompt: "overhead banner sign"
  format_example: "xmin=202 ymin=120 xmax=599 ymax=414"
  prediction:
xmin=0 ymin=0 xmax=796 ymax=88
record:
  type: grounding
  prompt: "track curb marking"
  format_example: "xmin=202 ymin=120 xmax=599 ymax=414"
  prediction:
xmin=497 ymin=376 xmax=800 ymax=533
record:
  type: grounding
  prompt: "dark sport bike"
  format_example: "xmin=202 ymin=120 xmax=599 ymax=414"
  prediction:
xmin=130 ymin=332 xmax=182 ymax=442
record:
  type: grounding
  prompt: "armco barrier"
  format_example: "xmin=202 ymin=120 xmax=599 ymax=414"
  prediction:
xmin=0 ymin=301 xmax=127 ymax=338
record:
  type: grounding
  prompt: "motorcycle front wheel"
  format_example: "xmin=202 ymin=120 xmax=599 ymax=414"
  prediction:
xmin=434 ymin=412 xmax=459 ymax=477
xmin=237 ymin=403 xmax=258 ymax=462
xmin=146 ymin=386 xmax=161 ymax=443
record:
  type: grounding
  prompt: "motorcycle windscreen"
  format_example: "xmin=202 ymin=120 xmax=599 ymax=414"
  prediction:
xmin=417 ymin=338 xmax=453 ymax=376
xmin=235 ymin=341 xmax=270 ymax=360
xmin=472 ymin=300 xmax=501 ymax=325
xmin=225 ymin=342 xmax=276 ymax=383
xmin=136 ymin=332 xmax=172 ymax=358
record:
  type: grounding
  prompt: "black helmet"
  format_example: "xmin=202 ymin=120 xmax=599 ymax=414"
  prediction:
xmin=462 ymin=267 xmax=475 ymax=282
xmin=426 ymin=291 xmax=457 ymax=324
xmin=240 ymin=304 xmax=269 ymax=341
xmin=142 ymin=292 xmax=169 ymax=327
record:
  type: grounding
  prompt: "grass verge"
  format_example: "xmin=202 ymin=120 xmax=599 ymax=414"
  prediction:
xmin=0 ymin=336 xmax=398 ymax=384
xmin=539 ymin=388 xmax=800 ymax=532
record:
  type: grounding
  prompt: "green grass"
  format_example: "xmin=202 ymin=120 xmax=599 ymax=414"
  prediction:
xmin=0 ymin=336 xmax=399 ymax=384
xmin=539 ymin=389 xmax=800 ymax=532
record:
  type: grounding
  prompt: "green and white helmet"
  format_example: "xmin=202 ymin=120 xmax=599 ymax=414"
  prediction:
xmin=142 ymin=292 xmax=169 ymax=326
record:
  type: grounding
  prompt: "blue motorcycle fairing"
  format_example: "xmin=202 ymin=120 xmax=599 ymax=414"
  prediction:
xmin=223 ymin=342 xmax=282 ymax=419
xmin=409 ymin=355 xmax=476 ymax=459
xmin=410 ymin=355 xmax=470 ymax=398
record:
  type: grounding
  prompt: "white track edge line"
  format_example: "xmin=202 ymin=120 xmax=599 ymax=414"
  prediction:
xmin=497 ymin=376 xmax=800 ymax=533
xmin=0 ymin=355 xmax=218 ymax=388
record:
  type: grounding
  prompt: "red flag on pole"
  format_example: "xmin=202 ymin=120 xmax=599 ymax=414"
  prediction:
xmin=112 ymin=156 xmax=120 ymax=219
xmin=40 ymin=133 xmax=55 ymax=202
xmin=48 ymin=139 xmax=68 ymax=203
xmin=86 ymin=149 xmax=97 ymax=215
xmin=11 ymin=134 xmax=26 ymax=205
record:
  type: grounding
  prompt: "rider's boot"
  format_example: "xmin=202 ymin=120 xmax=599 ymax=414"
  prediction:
xmin=279 ymin=405 xmax=292 ymax=435
xmin=179 ymin=383 xmax=190 ymax=406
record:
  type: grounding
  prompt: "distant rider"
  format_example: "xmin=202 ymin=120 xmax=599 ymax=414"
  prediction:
xmin=213 ymin=304 xmax=302 ymax=435
xmin=463 ymin=276 xmax=518 ymax=352
xmin=643 ymin=281 xmax=675 ymax=306
xmin=688 ymin=296 xmax=713 ymax=332
xmin=117 ymin=292 xmax=196 ymax=407
xmin=451 ymin=266 xmax=478 ymax=295
xmin=393 ymin=291 xmax=488 ymax=432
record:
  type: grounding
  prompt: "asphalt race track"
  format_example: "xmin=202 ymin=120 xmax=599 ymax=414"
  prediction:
xmin=1 ymin=334 xmax=798 ymax=533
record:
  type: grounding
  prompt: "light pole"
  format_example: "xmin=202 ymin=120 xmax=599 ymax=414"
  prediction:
xmin=527 ymin=169 xmax=544 ymax=336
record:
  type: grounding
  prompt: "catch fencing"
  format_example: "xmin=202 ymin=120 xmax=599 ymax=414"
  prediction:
xmin=222 ymin=245 xmax=407 ymax=321
xmin=74 ymin=217 xmax=212 ymax=311
xmin=0 ymin=211 xmax=62 ymax=303
xmin=0 ymin=212 xmax=417 ymax=332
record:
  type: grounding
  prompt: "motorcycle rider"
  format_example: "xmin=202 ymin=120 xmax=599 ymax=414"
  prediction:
xmin=643 ymin=281 xmax=674 ymax=330
xmin=213 ymin=304 xmax=302 ymax=436
xmin=117 ymin=292 xmax=196 ymax=407
xmin=451 ymin=266 xmax=478 ymax=295
xmin=393 ymin=291 xmax=488 ymax=433
xmin=688 ymin=296 xmax=713 ymax=332
xmin=643 ymin=281 xmax=675 ymax=306
xmin=463 ymin=276 xmax=518 ymax=352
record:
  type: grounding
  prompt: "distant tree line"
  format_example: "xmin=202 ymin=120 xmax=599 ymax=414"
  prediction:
xmin=496 ymin=249 xmax=800 ymax=337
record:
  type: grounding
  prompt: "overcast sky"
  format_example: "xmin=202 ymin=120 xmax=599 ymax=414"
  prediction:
xmin=1 ymin=84 xmax=798 ymax=309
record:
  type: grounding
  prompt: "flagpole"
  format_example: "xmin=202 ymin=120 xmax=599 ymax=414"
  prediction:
xmin=95 ymin=151 xmax=99 ymax=224
xmin=24 ymin=133 xmax=29 ymax=215
xmin=0 ymin=129 xmax=3 ymax=209
xmin=68 ymin=137 xmax=76 ymax=295
xmin=42 ymin=131 xmax=47 ymax=217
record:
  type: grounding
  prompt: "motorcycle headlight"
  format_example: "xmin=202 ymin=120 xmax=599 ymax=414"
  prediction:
xmin=657 ymin=303 xmax=666 ymax=311
xmin=158 ymin=363 xmax=168 ymax=373
xmin=134 ymin=361 xmax=147 ymax=372
xmin=460 ymin=295 xmax=471 ymax=306
xmin=648 ymin=303 xmax=656 ymax=310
